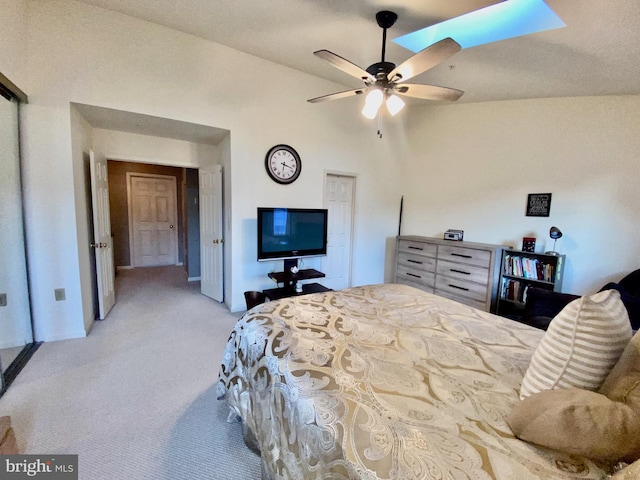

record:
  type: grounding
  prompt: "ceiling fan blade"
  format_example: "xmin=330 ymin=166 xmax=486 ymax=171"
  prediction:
xmin=388 ymin=37 xmax=461 ymax=83
xmin=313 ymin=50 xmax=374 ymax=82
xmin=307 ymin=88 xmax=367 ymax=103
xmin=393 ymin=84 xmax=464 ymax=102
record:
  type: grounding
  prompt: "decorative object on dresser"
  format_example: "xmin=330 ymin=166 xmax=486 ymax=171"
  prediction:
xmin=443 ymin=229 xmax=464 ymax=241
xmin=496 ymin=249 xmax=565 ymax=320
xmin=395 ymin=235 xmax=503 ymax=312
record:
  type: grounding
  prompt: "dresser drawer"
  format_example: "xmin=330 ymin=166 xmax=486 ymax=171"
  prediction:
xmin=397 ymin=240 xmax=437 ymax=258
xmin=435 ymin=275 xmax=488 ymax=303
xmin=436 ymin=290 xmax=486 ymax=311
xmin=438 ymin=245 xmax=491 ymax=268
xmin=396 ymin=265 xmax=435 ymax=289
xmin=436 ymin=259 xmax=489 ymax=286
xmin=397 ymin=251 xmax=436 ymax=273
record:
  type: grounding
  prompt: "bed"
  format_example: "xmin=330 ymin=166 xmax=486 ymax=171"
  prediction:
xmin=217 ymin=283 xmax=609 ymax=479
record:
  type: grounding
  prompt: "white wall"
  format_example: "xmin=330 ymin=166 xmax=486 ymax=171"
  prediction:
xmin=399 ymin=96 xmax=640 ymax=294
xmin=20 ymin=0 xmax=398 ymax=339
xmin=92 ymin=129 xmax=220 ymax=168
xmin=0 ymin=0 xmax=28 ymax=86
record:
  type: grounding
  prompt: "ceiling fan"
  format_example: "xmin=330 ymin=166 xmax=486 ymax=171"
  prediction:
xmin=308 ymin=11 xmax=464 ymax=126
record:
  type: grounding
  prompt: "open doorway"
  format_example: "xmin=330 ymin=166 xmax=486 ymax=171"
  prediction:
xmin=107 ymin=161 xmax=196 ymax=274
xmin=72 ymin=103 xmax=229 ymax=321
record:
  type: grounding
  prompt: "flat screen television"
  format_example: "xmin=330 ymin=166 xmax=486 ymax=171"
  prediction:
xmin=257 ymin=207 xmax=328 ymax=261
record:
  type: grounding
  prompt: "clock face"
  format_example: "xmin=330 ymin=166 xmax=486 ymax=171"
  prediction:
xmin=265 ymin=145 xmax=301 ymax=184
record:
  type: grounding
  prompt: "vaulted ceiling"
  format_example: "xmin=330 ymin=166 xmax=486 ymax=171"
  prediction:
xmin=74 ymin=0 xmax=640 ymax=103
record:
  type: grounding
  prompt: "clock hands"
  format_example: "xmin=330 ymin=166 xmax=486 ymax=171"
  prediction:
xmin=265 ymin=145 xmax=301 ymax=184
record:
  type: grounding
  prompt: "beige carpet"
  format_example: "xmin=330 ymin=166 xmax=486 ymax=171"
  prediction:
xmin=0 ymin=266 xmax=261 ymax=479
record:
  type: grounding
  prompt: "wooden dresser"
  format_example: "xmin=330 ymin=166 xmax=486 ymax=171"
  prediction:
xmin=395 ymin=236 xmax=503 ymax=312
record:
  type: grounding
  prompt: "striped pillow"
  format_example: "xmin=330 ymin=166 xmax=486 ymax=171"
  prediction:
xmin=520 ymin=289 xmax=632 ymax=400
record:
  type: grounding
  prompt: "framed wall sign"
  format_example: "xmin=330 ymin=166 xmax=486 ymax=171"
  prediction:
xmin=526 ymin=193 xmax=552 ymax=217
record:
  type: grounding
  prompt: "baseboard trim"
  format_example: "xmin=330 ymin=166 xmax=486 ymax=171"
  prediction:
xmin=117 ymin=265 xmax=133 ymax=271
xmin=188 ymin=276 xmax=201 ymax=282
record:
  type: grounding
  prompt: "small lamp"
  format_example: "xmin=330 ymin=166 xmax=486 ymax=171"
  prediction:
xmin=545 ymin=226 xmax=563 ymax=255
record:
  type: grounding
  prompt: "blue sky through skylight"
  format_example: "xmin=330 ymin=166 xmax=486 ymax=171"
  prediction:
xmin=392 ymin=0 xmax=566 ymax=53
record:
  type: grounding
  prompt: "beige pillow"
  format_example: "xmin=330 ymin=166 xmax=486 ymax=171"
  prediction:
xmin=600 ymin=330 xmax=640 ymax=412
xmin=519 ymin=289 xmax=632 ymax=399
xmin=506 ymin=388 xmax=640 ymax=463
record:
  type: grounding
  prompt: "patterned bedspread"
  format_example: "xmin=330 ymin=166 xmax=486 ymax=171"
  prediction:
xmin=217 ymin=283 xmax=608 ymax=479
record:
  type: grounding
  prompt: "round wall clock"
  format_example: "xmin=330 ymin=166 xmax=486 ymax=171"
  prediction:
xmin=265 ymin=144 xmax=301 ymax=184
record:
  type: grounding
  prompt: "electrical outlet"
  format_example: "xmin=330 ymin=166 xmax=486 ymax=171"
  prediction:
xmin=0 ymin=293 xmax=6 ymax=307
xmin=54 ymin=288 xmax=66 ymax=301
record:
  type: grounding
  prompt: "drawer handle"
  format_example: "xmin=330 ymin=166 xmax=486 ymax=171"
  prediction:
xmin=449 ymin=284 xmax=469 ymax=291
xmin=408 ymin=246 xmax=423 ymax=251
xmin=451 ymin=253 xmax=472 ymax=259
xmin=407 ymin=259 xmax=423 ymax=264
xmin=406 ymin=273 xmax=421 ymax=279
xmin=450 ymin=269 xmax=470 ymax=275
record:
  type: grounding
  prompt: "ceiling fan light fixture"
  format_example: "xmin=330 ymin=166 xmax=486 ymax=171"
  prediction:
xmin=386 ymin=94 xmax=405 ymax=116
xmin=361 ymin=89 xmax=384 ymax=119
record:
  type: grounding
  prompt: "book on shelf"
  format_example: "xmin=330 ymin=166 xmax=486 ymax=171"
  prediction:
xmin=503 ymin=254 xmax=555 ymax=282
xmin=500 ymin=278 xmax=531 ymax=304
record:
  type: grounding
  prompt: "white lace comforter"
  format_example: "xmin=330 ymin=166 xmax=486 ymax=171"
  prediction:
xmin=217 ymin=283 xmax=608 ymax=479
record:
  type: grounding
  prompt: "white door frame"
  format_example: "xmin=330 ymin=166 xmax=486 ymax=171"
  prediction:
xmin=322 ymin=171 xmax=356 ymax=290
xmin=126 ymin=172 xmax=179 ymax=267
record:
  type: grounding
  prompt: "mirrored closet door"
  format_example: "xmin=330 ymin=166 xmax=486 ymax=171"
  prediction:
xmin=0 ymin=73 xmax=37 ymax=395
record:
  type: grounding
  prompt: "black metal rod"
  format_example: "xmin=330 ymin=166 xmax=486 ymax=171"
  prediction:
xmin=381 ymin=28 xmax=387 ymax=62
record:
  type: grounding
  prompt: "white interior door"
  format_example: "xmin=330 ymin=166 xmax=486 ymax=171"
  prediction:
xmin=323 ymin=173 xmax=355 ymax=290
xmin=199 ymin=165 xmax=223 ymax=301
xmin=89 ymin=150 xmax=115 ymax=319
xmin=128 ymin=174 xmax=178 ymax=267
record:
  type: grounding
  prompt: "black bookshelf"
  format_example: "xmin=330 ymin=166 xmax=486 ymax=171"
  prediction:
xmin=496 ymin=250 xmax=565 ymax=318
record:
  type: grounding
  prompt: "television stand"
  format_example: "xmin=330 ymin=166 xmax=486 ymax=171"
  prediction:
xmin=264 ymin=268 xmax=330 ymax=301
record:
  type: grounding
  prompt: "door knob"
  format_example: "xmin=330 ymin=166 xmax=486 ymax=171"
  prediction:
xmin=100 ymin=243 xmax=107 ymax=248
xmin=170 ymin=225 xmax=174 ymax=229
xmin=213 ymin=239 xmax=218 ymax=244
xmin=90 ymin=243 xmax=98 ymax=248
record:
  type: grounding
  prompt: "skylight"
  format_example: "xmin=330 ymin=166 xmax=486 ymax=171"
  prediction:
xmin=392 ymin=0 xmax=565 ymax=52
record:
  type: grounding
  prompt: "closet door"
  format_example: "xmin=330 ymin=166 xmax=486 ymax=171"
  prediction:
xmin=0 ymin=77 xmax=35 ymax=394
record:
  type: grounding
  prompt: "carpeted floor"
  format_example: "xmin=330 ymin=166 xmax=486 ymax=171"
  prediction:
xmin=0 ymin=266 xmax=261 ymax=479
